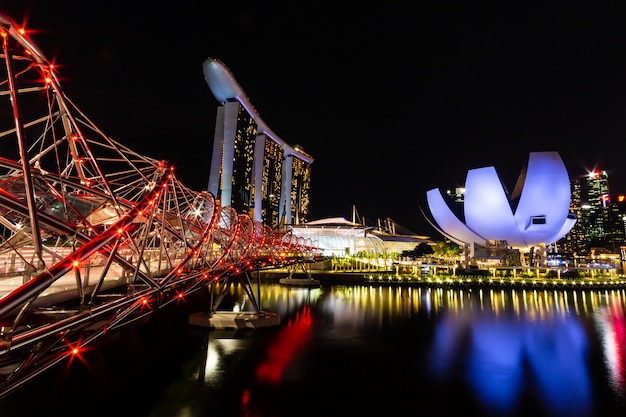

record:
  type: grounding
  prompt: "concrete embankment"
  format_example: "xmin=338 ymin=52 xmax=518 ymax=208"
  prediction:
xmin=258 ymin=270 xmax=626 ymax=289
xmin=258 ymin=270 xmax=366 ymax=284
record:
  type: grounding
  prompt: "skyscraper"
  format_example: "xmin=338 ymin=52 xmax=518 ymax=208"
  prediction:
xmin=203 ymin=58 xmax=313 ymax=229
xmin=585 ymin=170 xmax=609 ymax=245
xmin=562 ymin=177 xmax=587 ymax=258
xmin=561 ymin=170 xmax=626 ymax=258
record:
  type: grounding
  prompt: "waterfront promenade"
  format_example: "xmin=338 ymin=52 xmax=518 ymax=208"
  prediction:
xmin=260 ymin=268 xmax=626 ymax=289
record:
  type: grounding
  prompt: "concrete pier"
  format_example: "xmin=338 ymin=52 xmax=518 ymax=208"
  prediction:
xmin=278 ymin=277 xmax=320 ymax=286
xmin=188 ymin=311 xmax=280 ymax=330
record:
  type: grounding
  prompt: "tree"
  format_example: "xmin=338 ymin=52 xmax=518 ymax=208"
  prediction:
xmin=433 ymin=240 xmax=461 ymax=262
xmin=414 ymin=242 xmax=434 ymax=258
xmin=400 ymin=242 xmax=434 ymax=259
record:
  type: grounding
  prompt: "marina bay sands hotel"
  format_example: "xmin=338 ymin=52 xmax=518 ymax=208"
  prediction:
xmin=203 ymin=58 xmax=313 ymax=229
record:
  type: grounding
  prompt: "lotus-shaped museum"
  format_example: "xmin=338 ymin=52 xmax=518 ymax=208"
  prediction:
xmin=425 ymin=151 xmax=576 ymax=254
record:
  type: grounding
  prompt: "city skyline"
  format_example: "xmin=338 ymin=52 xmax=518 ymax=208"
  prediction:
xmin=5 ymin=2 xmax=626 ymax=236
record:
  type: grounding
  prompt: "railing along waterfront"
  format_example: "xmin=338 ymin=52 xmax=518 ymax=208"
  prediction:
xmin=364 ymin=272 xmax=626 ymax=289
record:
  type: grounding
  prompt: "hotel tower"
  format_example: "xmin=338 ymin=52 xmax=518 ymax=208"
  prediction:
xmin=202 ymin=58 xmax=313 ymax=229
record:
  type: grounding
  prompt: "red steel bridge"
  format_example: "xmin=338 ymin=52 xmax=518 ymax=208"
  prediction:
xmin=0 ymin=11 xmax=320 ymax=398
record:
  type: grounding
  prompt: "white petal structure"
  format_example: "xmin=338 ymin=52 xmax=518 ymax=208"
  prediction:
xmin=426 ymin=151 xmax=576 ymax=251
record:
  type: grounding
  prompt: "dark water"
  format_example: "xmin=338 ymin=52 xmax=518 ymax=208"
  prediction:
xmin=1 ymin=283 xmax=626 ymax=417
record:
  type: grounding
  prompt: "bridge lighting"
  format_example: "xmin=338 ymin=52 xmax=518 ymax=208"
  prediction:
xmin=72 ymin=260 xmax=79 ymax=268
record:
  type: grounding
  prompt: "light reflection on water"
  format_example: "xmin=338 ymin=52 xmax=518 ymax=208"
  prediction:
xmin=242 ymin=283 xmax=626 ymax=416
xmin=2 ymin=283 xmax=625 ymax=417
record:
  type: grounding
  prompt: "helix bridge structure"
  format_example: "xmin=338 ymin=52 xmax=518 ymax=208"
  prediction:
xmin=0 ymin=11 xmax=320 ymax=398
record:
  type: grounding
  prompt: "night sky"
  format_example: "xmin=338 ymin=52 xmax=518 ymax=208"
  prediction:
xmin=4 ymin=2 xmax=626 ymax=237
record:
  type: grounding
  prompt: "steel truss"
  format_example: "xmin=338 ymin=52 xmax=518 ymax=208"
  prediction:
xmin=0 ymin=11 xmax=319 ymax=398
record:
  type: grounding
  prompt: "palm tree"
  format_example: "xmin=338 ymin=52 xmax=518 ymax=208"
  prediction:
xmin=433 ymin=240 xmax=460 ymax=263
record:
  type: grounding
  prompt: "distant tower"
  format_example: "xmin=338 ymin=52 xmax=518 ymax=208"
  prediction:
xmin=203 ymin=58 xmax=313 ymax=228
xmin=561 ymin=170 xmax=626 ymax=257
xmin=584 ymin=170 xmax=609 ymax=247
xmin=604 ymin=194 xmax=626 ymax=253
xmin=562 ymin=177 xmax=587 ymax=258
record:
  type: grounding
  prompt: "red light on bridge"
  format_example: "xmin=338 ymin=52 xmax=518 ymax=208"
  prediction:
xmin=72 ymin=260 xmax=79 ymax=268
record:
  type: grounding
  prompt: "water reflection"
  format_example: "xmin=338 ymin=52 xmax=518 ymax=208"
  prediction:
xmin=595 ymin=304 xmax=626 ymax=398
xmin=254 ymin=304 xmax=313 ymax=384
xmin=428 ymin=291 xmax=591 ymax=416
xmin=193 ymin=284 xmax=626 ymax=416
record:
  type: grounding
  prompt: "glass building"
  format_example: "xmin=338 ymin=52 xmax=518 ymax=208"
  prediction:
xmin=203 ymin=58 xmax=313 ymax=229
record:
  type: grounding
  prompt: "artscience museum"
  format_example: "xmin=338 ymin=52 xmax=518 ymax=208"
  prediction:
xmin=425 ymin=151 xmax=577 ymax=267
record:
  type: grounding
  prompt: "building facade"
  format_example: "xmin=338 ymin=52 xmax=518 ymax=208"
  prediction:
xmin=203 ymin=58 xmax=313 ymax=229
xmin=561 ymin=170 xmax=626 ymax=259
